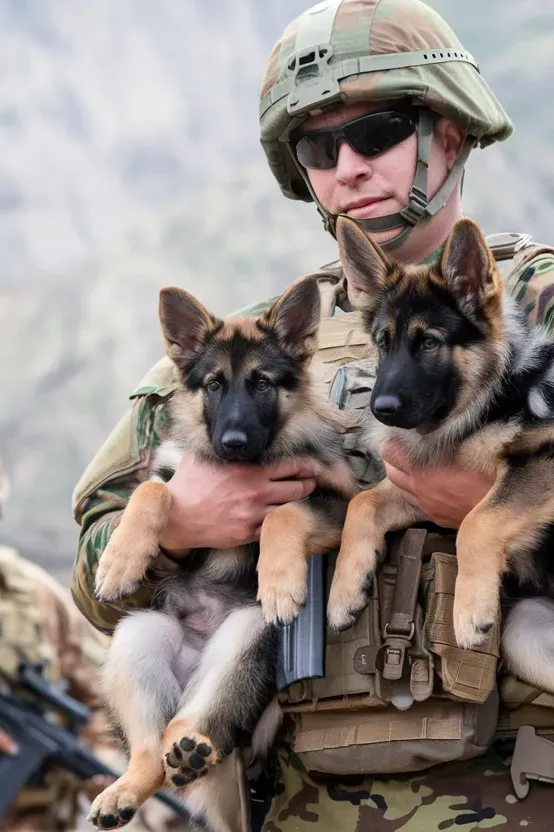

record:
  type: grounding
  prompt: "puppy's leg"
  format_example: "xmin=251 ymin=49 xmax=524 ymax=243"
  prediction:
xmin=452 ymin=505 xmax=505 ymax=650
xmin=453 ymin=457 xmax=554 ymax=649
xmin=89 ymin=611 xmax=197 ymax=829
xmin=258 ymin=497 xmax=345 ymax=624
xmin=327 ymin=479 xmax=424 ymax=631
xmin=257 ymin=460 xmax=355 ymax=624
xmin=181 ymin=752 xmax=244 ymax=832
xmin=95 ymin=481 xmax=172 ymax=600
xmin=162 ymin=605 xmax=277 ymax=787
xmin=502 ymin=598 xmax=554 ymax=693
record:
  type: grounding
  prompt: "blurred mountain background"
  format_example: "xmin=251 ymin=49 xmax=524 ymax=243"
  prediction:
xmin=1 ymin=0 xmax=553 ymax=581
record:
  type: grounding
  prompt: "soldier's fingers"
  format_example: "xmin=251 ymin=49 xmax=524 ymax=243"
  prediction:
xmin=384 ymin=463 xmax=418 ymax=501
xmin=265 ymin=477 xmax=317 ymax=505
xmin=266 ymin=458 xmax=321 ymax=481
xmin=381 ymin=440 xmax=412 ymax=473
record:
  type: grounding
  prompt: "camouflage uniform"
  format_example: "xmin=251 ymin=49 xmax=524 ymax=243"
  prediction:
xmin=70 ymin=0 xmax=554 ymax=828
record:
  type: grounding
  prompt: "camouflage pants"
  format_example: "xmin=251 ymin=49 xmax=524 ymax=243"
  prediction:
xmin=262 ymin=736 xmax=550 ymax=831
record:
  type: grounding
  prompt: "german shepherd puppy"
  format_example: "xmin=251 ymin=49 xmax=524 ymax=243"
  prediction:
xmin=88 ymin=277 xmax=355 ymax=832
xmin=328 ymin=216 xmax=554 ymax=690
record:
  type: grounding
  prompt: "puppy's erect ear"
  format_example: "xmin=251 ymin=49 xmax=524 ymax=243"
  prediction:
xmin=336 ymin=215 xmax=391 ymax=307
xmin=440 ymin=219 xmax=501 ymax=319
xmin=260 ymin=276 xmax=320 ymax=359
xmin=159 ymin=287 xmax=219 ymax=363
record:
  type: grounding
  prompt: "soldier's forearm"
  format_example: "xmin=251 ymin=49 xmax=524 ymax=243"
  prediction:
xmin=72 ymin=510 xmax=130 ymax=633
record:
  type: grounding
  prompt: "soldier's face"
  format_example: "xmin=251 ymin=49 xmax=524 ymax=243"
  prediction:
xmin=300 ymin=102 xmax=463 ymax=250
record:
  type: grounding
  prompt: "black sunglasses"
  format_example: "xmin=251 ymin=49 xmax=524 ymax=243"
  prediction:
xmin=291 ymin=108 xmax=418 ymax=171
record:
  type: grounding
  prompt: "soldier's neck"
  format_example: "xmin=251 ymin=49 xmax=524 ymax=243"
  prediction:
xmin=392 ymin=196 xmax=464 ymax=266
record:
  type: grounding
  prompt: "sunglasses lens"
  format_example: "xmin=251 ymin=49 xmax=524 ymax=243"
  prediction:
xmin=347 ymin=112 xmax=415 ymax=158
xmin=295 ymin=131 xmax=337 ymax=170
xmin=293 ymin=111 xmax=416 ymax=171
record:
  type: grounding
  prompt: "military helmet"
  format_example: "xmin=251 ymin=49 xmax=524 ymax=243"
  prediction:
xmin=259 ymin=0 xmax=514 ymax=248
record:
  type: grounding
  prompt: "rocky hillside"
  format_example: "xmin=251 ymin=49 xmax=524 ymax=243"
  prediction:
xmin=0 ymin=0 xmax=552 ymax=581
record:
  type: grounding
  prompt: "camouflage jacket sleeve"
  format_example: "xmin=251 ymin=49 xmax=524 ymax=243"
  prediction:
xmin=71 ymin=364 xmax=177 ymax=634
xmin=505 ymin=244 xmax=554 ymax=330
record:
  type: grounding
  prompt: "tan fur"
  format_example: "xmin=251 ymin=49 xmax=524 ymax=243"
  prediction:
xmin=88 ymin=748 xmax=165 ymax=826
xmin=257 ymin=474 xmax=353 ymax=626
xmin=453 ymin=473 xmax=554 ymax=647
xmin=94 ymin=481 xmax=172 ymax=600
xmin=327 ymin=481 xmax=424 ymax=632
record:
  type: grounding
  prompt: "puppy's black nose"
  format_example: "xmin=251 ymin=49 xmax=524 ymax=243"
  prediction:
xmin=221 ymin=429 xmax=248 ymax=451
xmin=372 ymin=394 xmax=402 ymax=418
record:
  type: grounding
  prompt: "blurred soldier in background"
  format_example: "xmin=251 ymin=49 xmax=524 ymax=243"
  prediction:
xmin=0 ymin=456 xmax=192 ymax=832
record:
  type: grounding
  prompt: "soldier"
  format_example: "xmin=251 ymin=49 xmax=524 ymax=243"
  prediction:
xmin=0 ymin=459 xmax=192 ymax=831
xmin=71 ymin=0 xmax=554 ymax=829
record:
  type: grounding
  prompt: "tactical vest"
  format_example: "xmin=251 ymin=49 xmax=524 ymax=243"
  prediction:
xmin=277 ymin=232 xmax=554 ymax=780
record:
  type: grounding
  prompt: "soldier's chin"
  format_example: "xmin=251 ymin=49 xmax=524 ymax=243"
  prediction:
xmin=364 ymin=225 xmax=403 ymax=246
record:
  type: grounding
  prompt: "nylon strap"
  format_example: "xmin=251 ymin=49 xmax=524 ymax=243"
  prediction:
xmin=386 ymin=529 xmax=426 ymax=638
xmin=380 ymin=529 xmax=427 ymax=697
xmin=260 ymin=50 xmax=479 ymax=118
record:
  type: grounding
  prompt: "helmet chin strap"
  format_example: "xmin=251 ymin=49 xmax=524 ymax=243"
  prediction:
xmin=290 ymin=108 xmax=475 ymax=252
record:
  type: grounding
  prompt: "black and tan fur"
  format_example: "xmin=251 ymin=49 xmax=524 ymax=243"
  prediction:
xmin=328 ymin=216 xmax=554 ymax=687
xmin=89 ymin=277 xmax=356 ymax=832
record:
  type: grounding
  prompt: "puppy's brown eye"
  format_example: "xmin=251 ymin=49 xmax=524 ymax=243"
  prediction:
xmin=255 ymin=378 xmax=270 ymax=392
xmin=207 ymin=379 xmax=220 ymax=392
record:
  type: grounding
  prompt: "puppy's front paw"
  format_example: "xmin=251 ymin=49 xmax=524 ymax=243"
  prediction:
xmin=257 ymin=555 xmax=307 ymax=625
xmin=95 ymin=532 xmax=158 ymax=601
xmin=327 ymin=568 xmax=374 ymax=632
xmin=453 ymin=590 xmax=497 ymax=650
xmin=326 ymin=537 xmax=381 ymax=632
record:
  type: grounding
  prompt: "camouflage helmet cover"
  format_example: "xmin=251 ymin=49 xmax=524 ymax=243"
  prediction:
xmin=260 ymin=0 xmax=514 ymax=203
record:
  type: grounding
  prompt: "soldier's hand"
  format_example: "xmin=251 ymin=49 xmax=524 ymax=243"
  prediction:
xmin=159 ymin=453 xmax=319 ymax=554
xmin=382 ymin=441 xmax=494 ymax=528
xmin=0 ymin=728 xmax=18 ymax=755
